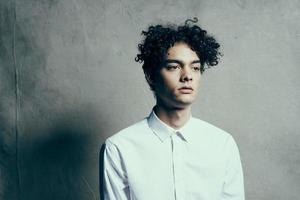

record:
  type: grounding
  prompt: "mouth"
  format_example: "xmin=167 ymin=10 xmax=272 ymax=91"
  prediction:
xmin=178 ymin=86 xmax=193 ymax=93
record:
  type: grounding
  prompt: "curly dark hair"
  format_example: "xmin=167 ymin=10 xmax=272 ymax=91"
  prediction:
xmin=135 ymin=17 xmax=222 ymax=90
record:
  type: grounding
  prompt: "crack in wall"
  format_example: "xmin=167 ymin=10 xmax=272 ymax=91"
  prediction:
xmin=12 ymin=0 xmax=22 ymax=199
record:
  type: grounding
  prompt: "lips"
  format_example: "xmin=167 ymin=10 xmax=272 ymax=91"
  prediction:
xmin=179 ymin=86 xmax=193 ymax=90
xmin=178 ymin=86 xmax=193 ymax=93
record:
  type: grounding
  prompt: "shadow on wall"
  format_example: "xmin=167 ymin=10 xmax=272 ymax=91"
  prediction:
xmin=0 ymin=1 xmax=108 ymax=199
xmin=0 ymin=13 xmax=103 ymax=200
xmin=21 ymin=108 xmax=102 ymax=200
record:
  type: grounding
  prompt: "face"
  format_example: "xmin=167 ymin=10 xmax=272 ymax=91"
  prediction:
xmin=153 ymin=42 xmax=201 ymax=109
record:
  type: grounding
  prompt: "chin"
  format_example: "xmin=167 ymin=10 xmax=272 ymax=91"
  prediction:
xmin=172 ymin=102 xmax=193 ymax=110
xmin=177 ymin=96 xmax=195 ymax=103
xmin=174 ymin=98 xmax=195 ymax=107
xmin=158 ymin=94 xmax=195 ymax=108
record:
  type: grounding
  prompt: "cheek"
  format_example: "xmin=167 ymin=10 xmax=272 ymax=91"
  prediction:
xmin=158 ymin=73 xmax=177 ymax=90
xmin=162 ymin=78 xmax=178 ymax=93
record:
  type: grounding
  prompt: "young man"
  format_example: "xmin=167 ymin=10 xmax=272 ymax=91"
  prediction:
xmin=100 ymin=18 xmax=245 ymax=200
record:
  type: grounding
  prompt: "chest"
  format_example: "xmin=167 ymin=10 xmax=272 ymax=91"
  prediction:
xmin=122 ymin=137 xmax=226 ymax=200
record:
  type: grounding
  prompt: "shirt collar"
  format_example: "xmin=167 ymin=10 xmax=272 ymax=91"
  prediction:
xmin=147 ymin=107 xmax=194 ymax=143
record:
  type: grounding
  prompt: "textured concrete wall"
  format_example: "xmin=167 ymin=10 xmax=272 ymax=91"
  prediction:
xmin=0 ymin=0 xmax=299 ymax=199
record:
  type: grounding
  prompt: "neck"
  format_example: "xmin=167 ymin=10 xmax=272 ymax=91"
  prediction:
xmin=154 ymin=103 xmax=192 ymax=129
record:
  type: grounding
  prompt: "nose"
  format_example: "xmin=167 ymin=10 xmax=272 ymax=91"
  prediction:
xmin=180 ymin=67 xmax=193 ymax=82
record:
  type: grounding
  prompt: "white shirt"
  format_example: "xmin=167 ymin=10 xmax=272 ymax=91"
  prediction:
xmin=101 ymin=108 xmax=245 ymax=200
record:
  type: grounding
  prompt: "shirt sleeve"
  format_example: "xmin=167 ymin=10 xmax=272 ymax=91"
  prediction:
xmin=221 ymin=135 xmax=245 ymax=200
xmin=102 ymin=140 xmax=131 ymax=200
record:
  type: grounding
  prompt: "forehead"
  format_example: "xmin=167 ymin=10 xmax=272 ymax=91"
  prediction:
xmin=166 ymin=42 xmax=199 ymax=61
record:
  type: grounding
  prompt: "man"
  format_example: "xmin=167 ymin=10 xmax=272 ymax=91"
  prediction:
xmin=100 ymin=18 xmax=245 ymax=200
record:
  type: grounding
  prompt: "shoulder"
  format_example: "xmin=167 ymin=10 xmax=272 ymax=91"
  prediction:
xmin=188 ymin=117 xmax=240 ymax=151
xmin=193 ymin=117 xmax=240 ymax=149
xmin=105 ymin=117 xmax=149 ymax=147
xmin=191 ymin=117 xmax=232 ymax=139
xmin=190 ymin=117 xmax=241 ymax=157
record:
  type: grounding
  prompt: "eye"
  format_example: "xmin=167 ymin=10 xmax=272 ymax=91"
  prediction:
xmin=192 ymin=65 xmax=201 ymax=72
xmin=166 ymin=65 xmax=180 ymax=71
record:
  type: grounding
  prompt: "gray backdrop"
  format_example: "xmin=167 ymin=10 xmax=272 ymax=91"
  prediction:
xmin=0 ymin=0 xmax=299 ymax=199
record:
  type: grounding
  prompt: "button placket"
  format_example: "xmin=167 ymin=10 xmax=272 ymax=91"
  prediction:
xmin=171 ymin=131 xmax=185 ymax=199
xmin=170 ymin=134 xmax=176 ymax=199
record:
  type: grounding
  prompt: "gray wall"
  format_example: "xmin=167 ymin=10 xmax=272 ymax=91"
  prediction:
xmin=0 ymin=0 xmax=299 ymax=199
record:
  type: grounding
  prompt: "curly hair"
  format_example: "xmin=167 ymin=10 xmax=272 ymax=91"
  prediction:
xmin=135 ymin=17 xmax=222 ymax=90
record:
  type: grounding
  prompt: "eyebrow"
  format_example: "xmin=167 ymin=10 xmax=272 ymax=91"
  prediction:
xmin=164 ymin=59 xmax=201 ymax=65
